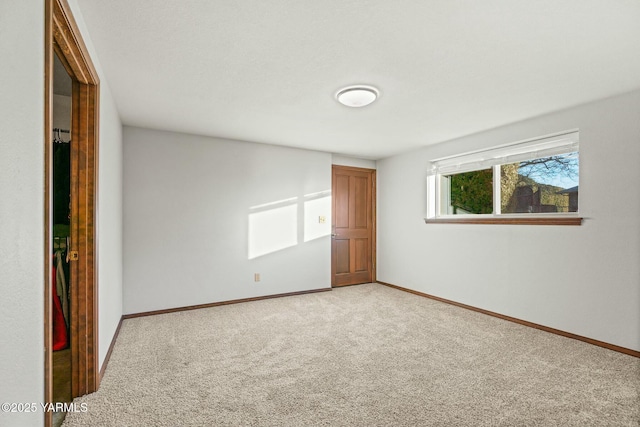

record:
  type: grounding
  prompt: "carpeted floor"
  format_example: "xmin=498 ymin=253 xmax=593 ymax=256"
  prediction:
xmin=63 ymin=283 xmax=640 ymax=426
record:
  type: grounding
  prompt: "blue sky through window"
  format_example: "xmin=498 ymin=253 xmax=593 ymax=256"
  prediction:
xmin=517 ymin=152 xmax=579 ymax=190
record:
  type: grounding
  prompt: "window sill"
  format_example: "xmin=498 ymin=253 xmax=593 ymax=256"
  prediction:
xmin=424 ymin=216 xmax=583 ymax=226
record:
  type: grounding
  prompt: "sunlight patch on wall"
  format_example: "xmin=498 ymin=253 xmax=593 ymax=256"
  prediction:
xmin=248 ymin=190 xmax=331 ymax=259
xmin=248 ymin=198 xmax=298 ymax=259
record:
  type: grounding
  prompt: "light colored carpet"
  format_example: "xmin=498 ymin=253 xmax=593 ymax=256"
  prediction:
xmin=63 ymin=283 xmax=639 ymax=426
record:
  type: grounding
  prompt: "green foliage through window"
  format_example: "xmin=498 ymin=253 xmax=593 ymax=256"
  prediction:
xmin=449 ymin=169 xmax=493 ymax=214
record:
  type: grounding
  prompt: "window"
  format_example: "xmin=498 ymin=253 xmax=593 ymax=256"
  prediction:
xmin=426 ymin=131 xmax=581 ymax=224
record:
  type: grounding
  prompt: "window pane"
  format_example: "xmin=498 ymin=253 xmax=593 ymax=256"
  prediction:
xmin=500 ymin=152 xmax=579 ymax=213
xmin=440 ymin=168 xmax=493 ymax=215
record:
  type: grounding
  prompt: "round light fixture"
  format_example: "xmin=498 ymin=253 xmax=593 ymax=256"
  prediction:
xmin=335 ymin=85 xmax=379 ymax=107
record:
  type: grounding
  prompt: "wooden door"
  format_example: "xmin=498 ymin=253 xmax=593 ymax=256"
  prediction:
xmin=332 ymin=166 xmax=376 ymax=287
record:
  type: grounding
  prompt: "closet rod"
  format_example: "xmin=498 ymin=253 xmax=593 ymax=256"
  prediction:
xmin=53 ymin=128 xmax=70 ymax=134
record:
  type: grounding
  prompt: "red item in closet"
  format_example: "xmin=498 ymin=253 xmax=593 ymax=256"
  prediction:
xmin=52 ymin=263 xmax=68 ymax=350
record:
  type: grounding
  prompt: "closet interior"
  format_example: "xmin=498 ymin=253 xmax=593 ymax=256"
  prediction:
xmin=52 ymin=51 xmax=72 ymax=426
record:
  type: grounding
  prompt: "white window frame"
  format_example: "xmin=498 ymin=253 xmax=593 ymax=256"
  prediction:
xmin=426 ymin=130 xmax=580 ymax=222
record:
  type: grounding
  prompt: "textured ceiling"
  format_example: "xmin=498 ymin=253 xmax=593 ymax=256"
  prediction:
xmin=76 ymin=0 xmax=640 ymax=159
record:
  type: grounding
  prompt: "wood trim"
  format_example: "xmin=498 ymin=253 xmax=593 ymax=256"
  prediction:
xmin=46 ymin=0 xmax=101 ymax=414
xmin=58 ymin=0 xmax=100 ymax=396
xmin=70 ymin=79 xmax=100 ymax=396
xmin=371 ymin=170 xmax=377 ymax=282
xmin=44 ymin=1 xmax=54 ymax=425
xmin=69 ymin=80 xmax=80 ymax=397
xmin=424 ymin=217 xmax=582 ymax=226
xmin=99 ymin=316 xmax=124 ymax=380
xmin=123 ymin=288 xmax=332 ymax=320
xmin=52 ymin=0 xmax=99 ymax=85
xmin=377 ymin=281 xmax=640 ymax=358
xmin=329 ymin=165 xmax=375 ymax=173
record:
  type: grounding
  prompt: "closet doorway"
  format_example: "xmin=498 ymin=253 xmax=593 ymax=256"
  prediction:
xmin=45 ymin=0 xmax=99 ymax=426
xmin=50 ymin=51 xmax=73 ymax=426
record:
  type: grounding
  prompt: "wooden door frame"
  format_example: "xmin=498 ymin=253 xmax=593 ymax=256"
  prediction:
xmin=45 ymin=0 xmax=100 ymax=425
xmin=331 ymin=165 xmax=377 ymax=286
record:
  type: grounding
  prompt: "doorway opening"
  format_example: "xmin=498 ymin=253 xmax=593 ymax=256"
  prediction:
xmin=45 ymin=0 xmax=100 ymax=426
xmin=50 ymin=51 xmax=73 ymax=427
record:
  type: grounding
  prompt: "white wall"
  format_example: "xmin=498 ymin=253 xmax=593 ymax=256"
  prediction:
xmin=332 ymin=154 xmax=377 ymax=169
xmin=123 ymin=127 xmax=332 ymax=314
xmin=0 ymin=3 xmax=123 ymax=425
xmin=65 ymin=0 xmax=124 ymax=370
xmin=377 ymin=89 xmax=640 ymax=352
xmin=95 ymin=83 xmax=123 ymax=367
xmin=0 ymin=1 xmax=45 ymax=425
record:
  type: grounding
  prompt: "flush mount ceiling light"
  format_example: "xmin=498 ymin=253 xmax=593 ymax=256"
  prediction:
xmin=335 ymin=85 xmax=379 ymax=107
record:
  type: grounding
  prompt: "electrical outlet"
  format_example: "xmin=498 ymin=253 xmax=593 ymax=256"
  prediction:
xmin=254 ymin=273 xmax=260 ymax=282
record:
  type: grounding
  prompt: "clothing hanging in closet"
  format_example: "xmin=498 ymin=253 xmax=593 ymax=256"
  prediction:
xmin=52 ymin=129 xmax=71 ymax=350
xmin=52 ymin=259 xmax=68 ymax=351
xmin=53 ymin=130 xmax=70 ymax=225
xmin=54 ymin=243 xmax=69 ymax=326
